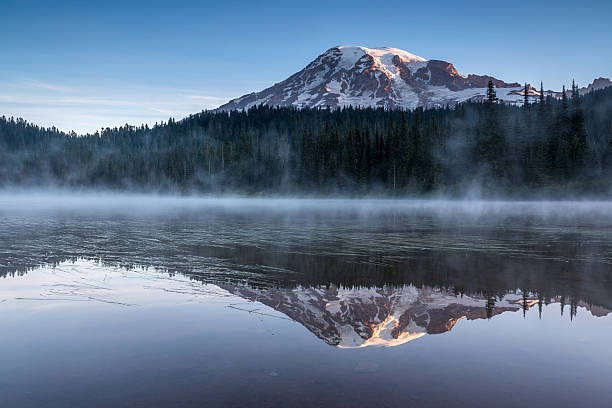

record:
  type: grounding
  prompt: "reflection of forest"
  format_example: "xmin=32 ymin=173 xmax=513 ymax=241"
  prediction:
xmin=2 ymin=239 xmax=611 ymax=315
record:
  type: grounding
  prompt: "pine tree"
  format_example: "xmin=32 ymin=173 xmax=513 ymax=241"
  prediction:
xmin=486 ymin=80 xmax=498 ymax=104
xmin=561 ymin=85 xmax=568 ymax=113
xmin=571 ymin=79 xmax=581 ymax=108
xmin=569 ymin=80 xmax=588 ymax=172
xmin=524 ymin=83 xmax=529 ymax=108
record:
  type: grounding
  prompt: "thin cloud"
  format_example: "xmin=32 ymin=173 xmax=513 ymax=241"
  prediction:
xmin=185 ymin=94 xmax=228 ymax=101
xmin=0 ymin=79 xmax=231 ymax=133
xmin=22 ymin=80 xmax=73 ymax=92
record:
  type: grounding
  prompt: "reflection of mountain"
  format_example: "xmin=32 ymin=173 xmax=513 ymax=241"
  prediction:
xmin=221 ymin=284 xmax=611 ymax=348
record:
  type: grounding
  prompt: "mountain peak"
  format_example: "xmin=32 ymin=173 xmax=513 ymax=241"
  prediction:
xmin=335 ymin=45 xmax=427 ymax=63
xmin=216 ymin=46 xmax=527 ymax=111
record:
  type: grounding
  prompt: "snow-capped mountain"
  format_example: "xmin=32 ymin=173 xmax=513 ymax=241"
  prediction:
xmin=217 ymin=45 xmax=527 ymax=111
xmin=221 ymin=284 xmax=611 ymax=348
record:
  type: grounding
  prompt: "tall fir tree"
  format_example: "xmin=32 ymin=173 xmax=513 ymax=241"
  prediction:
xmin=571 ymin=79 xmax=580 ymax=106
xmin=561 ymin=85 xmax=568 ymax=114
xmin=486 ymin=80 xmax=498 ymax=104
xmin=569 ymin=80 xmax=588 ymax=172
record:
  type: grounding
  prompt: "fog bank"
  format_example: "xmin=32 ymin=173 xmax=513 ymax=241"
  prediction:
xmin=3 ymin=191 xmax=612 ymax=220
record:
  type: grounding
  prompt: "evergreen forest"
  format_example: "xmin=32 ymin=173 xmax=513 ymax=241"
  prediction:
xmin=1 ymin=82 xmax=611 ymax=197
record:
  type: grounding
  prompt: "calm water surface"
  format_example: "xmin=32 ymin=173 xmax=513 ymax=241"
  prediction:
xmin=1 ymin=196 xmax=611 ymax=407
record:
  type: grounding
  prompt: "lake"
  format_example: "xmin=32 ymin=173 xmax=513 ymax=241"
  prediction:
xmin=1 ymin=196 xmax=611 ymax=407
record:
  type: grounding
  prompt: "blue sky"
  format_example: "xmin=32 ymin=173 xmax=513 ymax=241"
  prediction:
xmin=2 ymin=0 xmax=611 ymax=133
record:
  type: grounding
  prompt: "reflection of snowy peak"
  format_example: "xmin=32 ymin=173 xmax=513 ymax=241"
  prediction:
xmin=217 ymin=45 xmax=526 ymax=111
xmin=221 ymin=284 xmax=529 ymax=348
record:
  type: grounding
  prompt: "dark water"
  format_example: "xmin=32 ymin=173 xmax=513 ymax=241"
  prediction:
xmin=1 ymin=196 xmax=612 ymax=407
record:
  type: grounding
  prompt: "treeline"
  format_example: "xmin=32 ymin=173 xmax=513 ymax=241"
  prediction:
xmin=1 ymin=84 xmax=612 ymax=196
